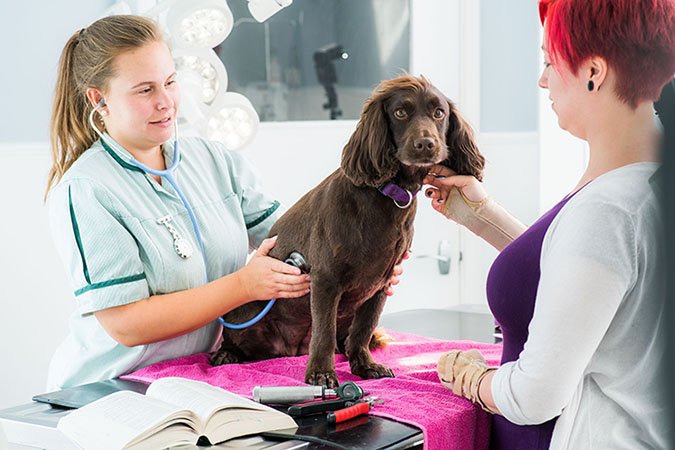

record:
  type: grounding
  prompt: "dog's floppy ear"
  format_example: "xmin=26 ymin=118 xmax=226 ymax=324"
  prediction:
xmin=442 ymin=100 xmax=485 ymax=182
xmin=341 ymin=89 xmax=398 ymax=187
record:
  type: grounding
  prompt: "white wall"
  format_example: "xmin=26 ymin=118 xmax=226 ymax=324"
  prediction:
xmin=0 ymin=1 xmax=113 ymax=142
xmin=0 ymin=144 xmax=74 ymax=410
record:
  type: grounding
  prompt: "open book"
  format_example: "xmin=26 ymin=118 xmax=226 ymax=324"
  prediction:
xmin=56 ymin=377 xmax=297 ymax=450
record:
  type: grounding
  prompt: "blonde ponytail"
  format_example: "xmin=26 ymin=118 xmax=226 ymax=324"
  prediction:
xmin=46 ymin=15 xmax=163 ymax=199
xmin=47 ymin=32 xmax=95 ymax=199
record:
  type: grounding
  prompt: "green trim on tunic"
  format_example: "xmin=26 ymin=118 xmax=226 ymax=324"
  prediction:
xmin=74 ymin=273 xmax=147 ymax=296
xmin=246 ymin=201 xmax=280 ymax=229
xmin=69 ymin=186 xmax=91 ymax=284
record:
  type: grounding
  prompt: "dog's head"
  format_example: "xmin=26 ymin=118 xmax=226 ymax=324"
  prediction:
xmin=341 ymin=75 xmax=484 ymax=187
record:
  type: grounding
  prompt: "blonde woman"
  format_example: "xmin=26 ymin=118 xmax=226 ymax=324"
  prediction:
xmin=45 ymin=15 xmax=313 ymax=390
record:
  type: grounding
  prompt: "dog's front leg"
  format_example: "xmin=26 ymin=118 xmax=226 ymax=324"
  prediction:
xmin=305 ymin=281 xmax=341 ymax=388
xmin=345 ymin=291 xmax=395 ymax=379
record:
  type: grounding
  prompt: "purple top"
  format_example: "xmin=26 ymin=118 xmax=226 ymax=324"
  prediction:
xmin=486 ymin=192 xmax=579 ymax=449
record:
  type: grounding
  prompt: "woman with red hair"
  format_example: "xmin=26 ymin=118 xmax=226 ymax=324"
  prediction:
xmin=426 ymin=0 xmax=674 ymax=448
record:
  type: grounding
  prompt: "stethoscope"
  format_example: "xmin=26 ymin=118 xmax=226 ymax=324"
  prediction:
xmin=88 ymin=100 xmax=297 ymax=329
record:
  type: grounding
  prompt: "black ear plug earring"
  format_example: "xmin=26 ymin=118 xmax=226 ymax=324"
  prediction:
xmin=587 ymin=80 xmax=595 ymax=92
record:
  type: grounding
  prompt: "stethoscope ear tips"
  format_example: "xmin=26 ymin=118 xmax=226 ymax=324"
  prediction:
xmin=96 ymin=99 xmax=108 ymax=116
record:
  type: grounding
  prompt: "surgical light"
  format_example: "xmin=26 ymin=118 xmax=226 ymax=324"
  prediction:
xmin=173 ymin=48 xmax=228 ymax=103
xmin=247 ymin=0 xmax=293 ymax=22
xmin=137 ymin=0 xmax=294 ymax=150
xmin=206 ymin=93 xmax=260 ymax=149
xmin=167 ymin=0 xmax=234 ymax=49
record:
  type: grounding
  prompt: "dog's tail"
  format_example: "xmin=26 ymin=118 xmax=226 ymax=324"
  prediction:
xmin=369 ymin=327 xmax=395 ymax=350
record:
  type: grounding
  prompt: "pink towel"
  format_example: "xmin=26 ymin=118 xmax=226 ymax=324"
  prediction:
xmin=122 ymin=330 xmax=502 ymax=450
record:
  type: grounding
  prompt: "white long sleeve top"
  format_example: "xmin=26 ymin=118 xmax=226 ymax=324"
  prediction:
xmin=491 ymin=162 xmax=667 ymax=449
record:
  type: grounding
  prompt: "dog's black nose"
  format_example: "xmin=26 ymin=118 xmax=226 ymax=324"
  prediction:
xmin=414 ymin=137 xmax=435 ymax=152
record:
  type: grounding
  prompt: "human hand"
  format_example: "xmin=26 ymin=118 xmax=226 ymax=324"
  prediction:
xmin=384 ymin=251 xmax=409 ymax=296
xmin=437 ymin=349 xmax=487 ymax=396
xmin=238 ymin=236 xmax=311 ymax=301
xmin=423 ymin=165 xmax=488 ymax=215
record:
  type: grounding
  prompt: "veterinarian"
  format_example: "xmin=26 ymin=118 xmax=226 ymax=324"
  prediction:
xmin=425 ymin=0 xmax=674 ymax=448
xmin=45 ymin=15 xmax=403 ymax=391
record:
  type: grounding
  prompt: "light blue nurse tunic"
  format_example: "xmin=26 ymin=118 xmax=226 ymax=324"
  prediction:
xmin=46 ymin=136 xmax=282 ymax=390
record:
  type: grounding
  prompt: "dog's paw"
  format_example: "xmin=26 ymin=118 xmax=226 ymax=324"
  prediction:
xmin=209 ymin=350 xmax=240 ymax=366
xmin=352 ymin=363 xmax=395 ymax=380
xmin=305 ymin=370 xmax=340 ymax=388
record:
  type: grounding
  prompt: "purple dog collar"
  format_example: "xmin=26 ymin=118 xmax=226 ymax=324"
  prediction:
xmin=378 ymin=183 xmax=416 ymax=209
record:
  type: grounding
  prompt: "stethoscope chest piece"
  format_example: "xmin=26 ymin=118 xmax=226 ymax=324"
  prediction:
xmin=285 ymin=251 xmax=310 ymax=273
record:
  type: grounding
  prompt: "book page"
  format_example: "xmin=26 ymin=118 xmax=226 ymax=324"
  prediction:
xmin=147 ymin=378 xmax=297 ymax=444
xmin=57 ymin=390 xmax=198 ymax=450
xmin=146 ymin=378 xmax=270 ymax=423
xmin=206 ymin=407 xmax=298 ymax=444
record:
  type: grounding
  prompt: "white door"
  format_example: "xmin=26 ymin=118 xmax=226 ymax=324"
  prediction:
xmin=382 ymin=201 xmax=462 ymax=315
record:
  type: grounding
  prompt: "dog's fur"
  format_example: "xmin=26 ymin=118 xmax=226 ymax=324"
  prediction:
xmin=210 ymin=75 xmax=484 ymax=387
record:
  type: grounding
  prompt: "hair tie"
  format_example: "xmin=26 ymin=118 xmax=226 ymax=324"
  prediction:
xmin=77 ymin=28 xmax=86 ymax=43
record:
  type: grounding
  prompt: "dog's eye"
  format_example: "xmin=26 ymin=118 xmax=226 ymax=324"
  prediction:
xmin=394 ymin=108 xmax=407 ymax=119
xmin=433 ymin=108 xmax=446 ymax=119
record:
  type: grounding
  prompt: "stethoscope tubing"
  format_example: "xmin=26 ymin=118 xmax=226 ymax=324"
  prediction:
xmin=87 ymin=107 xmax=275 ymax=329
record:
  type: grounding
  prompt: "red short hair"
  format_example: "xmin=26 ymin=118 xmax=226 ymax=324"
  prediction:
xmin=539 ymin=0 xmax=675 ymax=108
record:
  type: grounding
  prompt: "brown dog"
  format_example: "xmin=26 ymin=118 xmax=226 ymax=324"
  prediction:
xmin=210 ymin=75 xmax=484 ymax=387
